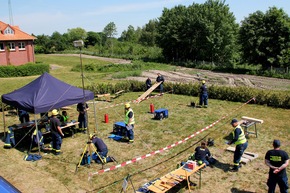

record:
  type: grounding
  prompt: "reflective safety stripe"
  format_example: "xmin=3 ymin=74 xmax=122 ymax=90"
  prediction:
xmin=4 ymin=143 xmax=11 ymax=147
xmin=55 ymin=149 xmax=61 ymax=152
xmin=232 ymin=125 xmax=247 ymax=145
xmin=124 ymin=109 xmax=135 ymax=125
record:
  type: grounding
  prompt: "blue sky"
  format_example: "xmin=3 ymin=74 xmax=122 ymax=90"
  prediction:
xmin=1 ymin=0 xmax=289 ymax=37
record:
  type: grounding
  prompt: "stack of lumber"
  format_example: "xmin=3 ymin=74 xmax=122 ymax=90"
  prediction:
xmin=226 ymin=146 xmax=259 ymax=164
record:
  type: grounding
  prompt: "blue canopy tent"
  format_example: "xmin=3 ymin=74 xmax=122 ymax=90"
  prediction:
xmin=1 ymin=72 xmax=94 ymax=114
xmin=1 ymin=72 xmax=96 ymax=148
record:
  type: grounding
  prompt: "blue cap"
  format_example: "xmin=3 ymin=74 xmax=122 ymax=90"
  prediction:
xmin=231 ymin=119 xmax=238 ymax=125
xmin=273 ymin=140 xmax=281 ymax=147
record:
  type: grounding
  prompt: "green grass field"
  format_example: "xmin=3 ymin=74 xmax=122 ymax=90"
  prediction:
xmin=0 ymin=55 xmax=289 ymax=193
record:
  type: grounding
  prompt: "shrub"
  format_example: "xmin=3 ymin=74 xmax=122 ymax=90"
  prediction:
xmin=86 ymin=80 xmax=289 ymax=109
xmin=0 ymin=63 xmax=49 ymax=77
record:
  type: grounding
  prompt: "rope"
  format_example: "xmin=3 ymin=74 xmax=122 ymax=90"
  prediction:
xmin=89 ymin=97 xmax=255 ymax=177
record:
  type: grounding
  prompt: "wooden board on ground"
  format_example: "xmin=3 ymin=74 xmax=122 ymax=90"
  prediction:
xmin=95 ymin=93 xmax=111 ymax=102
xmin=241 ymin=116 xmax=264 ymax=124
xmin=136 ymin=82 xmax=162 ymax=103
xmin=111 ymin=90 xmax=124 ymax=99
xmin=226 ymin=146 xmax=259 ymax=164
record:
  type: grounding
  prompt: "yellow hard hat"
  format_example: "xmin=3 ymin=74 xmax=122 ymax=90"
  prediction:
xmin=202 ymin=80 xmax=206 ymax=84
xmin=125 ymin=103 xmax=130 ymax=108
xmin=51 ymin=109 xmax=58 ymax=116
xmin=89 ymin=133 xmax=95 ymax=139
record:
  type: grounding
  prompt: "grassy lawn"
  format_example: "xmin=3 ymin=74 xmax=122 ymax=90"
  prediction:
xmin=0 ymin=55 xmax=289 ymax=193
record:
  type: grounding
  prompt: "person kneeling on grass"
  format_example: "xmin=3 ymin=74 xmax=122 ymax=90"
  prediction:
xmin=194 ymin=141 xmax=216 ymax=167
xmin=90 ymin=134 xmax=117 ymax=164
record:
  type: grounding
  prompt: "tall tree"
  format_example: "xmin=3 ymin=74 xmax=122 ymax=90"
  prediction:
xmin=239 ymin=7 xmax=290 ymax=69
xmin=157 ymin=0 xmax=238 ymax=64
xmin=34 ymin=34 xmax=51 ymax=53
xmin=67 ymin=27 xmax=87 ymax=43
xmin=103 ymin=22 xmax=117 ymax=54
xmin=103 ymin=22 xmax=117 ymax=38
xmin=139 ymin=19 xmax=159 ymax=46
xmin=50 ymin=31 xmax=68 ymax=51
xmin=120 ymin=25 xmax=137 ymax=42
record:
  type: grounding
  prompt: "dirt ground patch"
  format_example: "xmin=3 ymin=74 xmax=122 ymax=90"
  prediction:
xmin=126 ymin=68 xmax=290 ymax=91
xmin=50 ymin=54 xmax=290 ymax=91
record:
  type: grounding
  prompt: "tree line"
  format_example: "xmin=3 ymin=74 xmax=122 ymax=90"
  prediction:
xmin=34 ymin=0 xmax=290 ymax=71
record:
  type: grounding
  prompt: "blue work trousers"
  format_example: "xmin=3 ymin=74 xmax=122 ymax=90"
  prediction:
xmin=94 ymin=148 xmax=108 ymax=163
xmin=267 ymin=175 xmax=288 ymax=193
xmin=127 ymin=125 xmax=134 ymax=141
xmin=78 ymin=114 xmax=87 ymax=129
xmin=199 ymin=93 xmax=208 ymax=106
xmin=159 ymin=84 xmax=163 ymax=93
xmin=51 ymin=132 xmax=62 ymax=152
xmin=234 ymin=142 xmax=248 ymax=165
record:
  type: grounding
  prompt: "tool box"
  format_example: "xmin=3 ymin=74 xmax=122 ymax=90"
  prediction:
xmin=113 ymin=121 xmax=126 ymax=136
xmin=154 ymin=108 xmax=169 ymax=120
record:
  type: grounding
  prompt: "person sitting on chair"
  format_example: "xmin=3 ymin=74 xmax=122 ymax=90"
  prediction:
xmin=90 ymin=134 xmax=116 ymax=163
xmin=59 ymin=111 xmax=69 ymax=125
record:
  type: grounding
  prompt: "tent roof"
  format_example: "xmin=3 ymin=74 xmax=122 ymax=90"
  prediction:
xmin=1 ymin=72 xmax=94 ymax=114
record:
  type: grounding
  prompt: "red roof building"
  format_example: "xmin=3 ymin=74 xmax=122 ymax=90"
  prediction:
xmin=0 ymin=21 xmax=36 ymax=66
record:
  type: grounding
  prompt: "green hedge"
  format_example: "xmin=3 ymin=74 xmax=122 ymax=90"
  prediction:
xmin=0 ymin=63 xmax=49 ymax=77
xmin=86 ymin=80 xmax=290 ymax=109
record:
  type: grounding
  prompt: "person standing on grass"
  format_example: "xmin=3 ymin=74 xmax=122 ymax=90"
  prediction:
xmin=49 ymin=109 xmax=64 ymax=155
xmin=156 ymin=73 xmax=165 ymax=93
xmin=199 ymin=80 xmax=208 ymax=107
xmin=227 ymin=118 xmax=248 ymax=172
xmin=146 ymin=77 xmax=152 ymax=90
xmin=265 ymin=139 xmax=289 ymax=193
xmin=124 ymin=103 xmax=135 ymax=144
xmin=77 ymin=102 xmax=89 ymax=133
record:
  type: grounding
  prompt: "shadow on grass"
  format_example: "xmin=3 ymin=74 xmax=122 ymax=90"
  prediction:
xmin=211 ymin=160 xmax=231 ymax=172
xmin=231 ymin=187 xmax=255 ymax=193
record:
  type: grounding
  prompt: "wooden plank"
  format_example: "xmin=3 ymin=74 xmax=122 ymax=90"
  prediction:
xmin=226 ymin=146 xmax=259 ymax=163
xmin=241 ymin=153 xmax=258 ymax=161
xmin=96 ymin=93 xmax=110 ymax=98
xmin=241 ymin=116 xmax=264 ymax=124
xmin=226 ymin=146 xmax=258 ymax=157
xmin=136 ymin=82 xmax=162 ymax=102
xmin=115 ymin=90 xmax=124 ymax=95
xmin=147 ymin=162 xmax=205 ymax=193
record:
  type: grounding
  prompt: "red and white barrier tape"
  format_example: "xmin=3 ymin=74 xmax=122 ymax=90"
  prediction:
xmin=89 ymin=97 xmax=255 ymax=177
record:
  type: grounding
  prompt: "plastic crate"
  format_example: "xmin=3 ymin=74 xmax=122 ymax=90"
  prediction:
xmin=113 ymin=121 xmax=126 ymax=136
xmin=154 ymin=108 xmax=169 ymax=120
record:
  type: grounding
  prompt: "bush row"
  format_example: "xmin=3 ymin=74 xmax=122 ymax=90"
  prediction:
xmin=0 ymin=63 xmax=49 ymax=77
xmin=87 ymin=80 xmax=290 ymax=109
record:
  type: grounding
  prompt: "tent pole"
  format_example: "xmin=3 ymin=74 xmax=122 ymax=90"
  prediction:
xmin=34 ymin=114 xmax=41 ymax=155
xmin=93 ymin=99 xmax=98 ymax=133
xmin=2 ymin=102 xmax=6 ymax=138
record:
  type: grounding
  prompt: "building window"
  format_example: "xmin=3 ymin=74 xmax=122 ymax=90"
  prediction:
xmin=0 ymin=42 xmax=4 ymax=51
xmin=8 ymin=42 xmax=15 ymax=51
xmin=4 ymin=27 xmax=14 ymax=35
xmin=19 ymin=42 xmax=26 ymax=50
